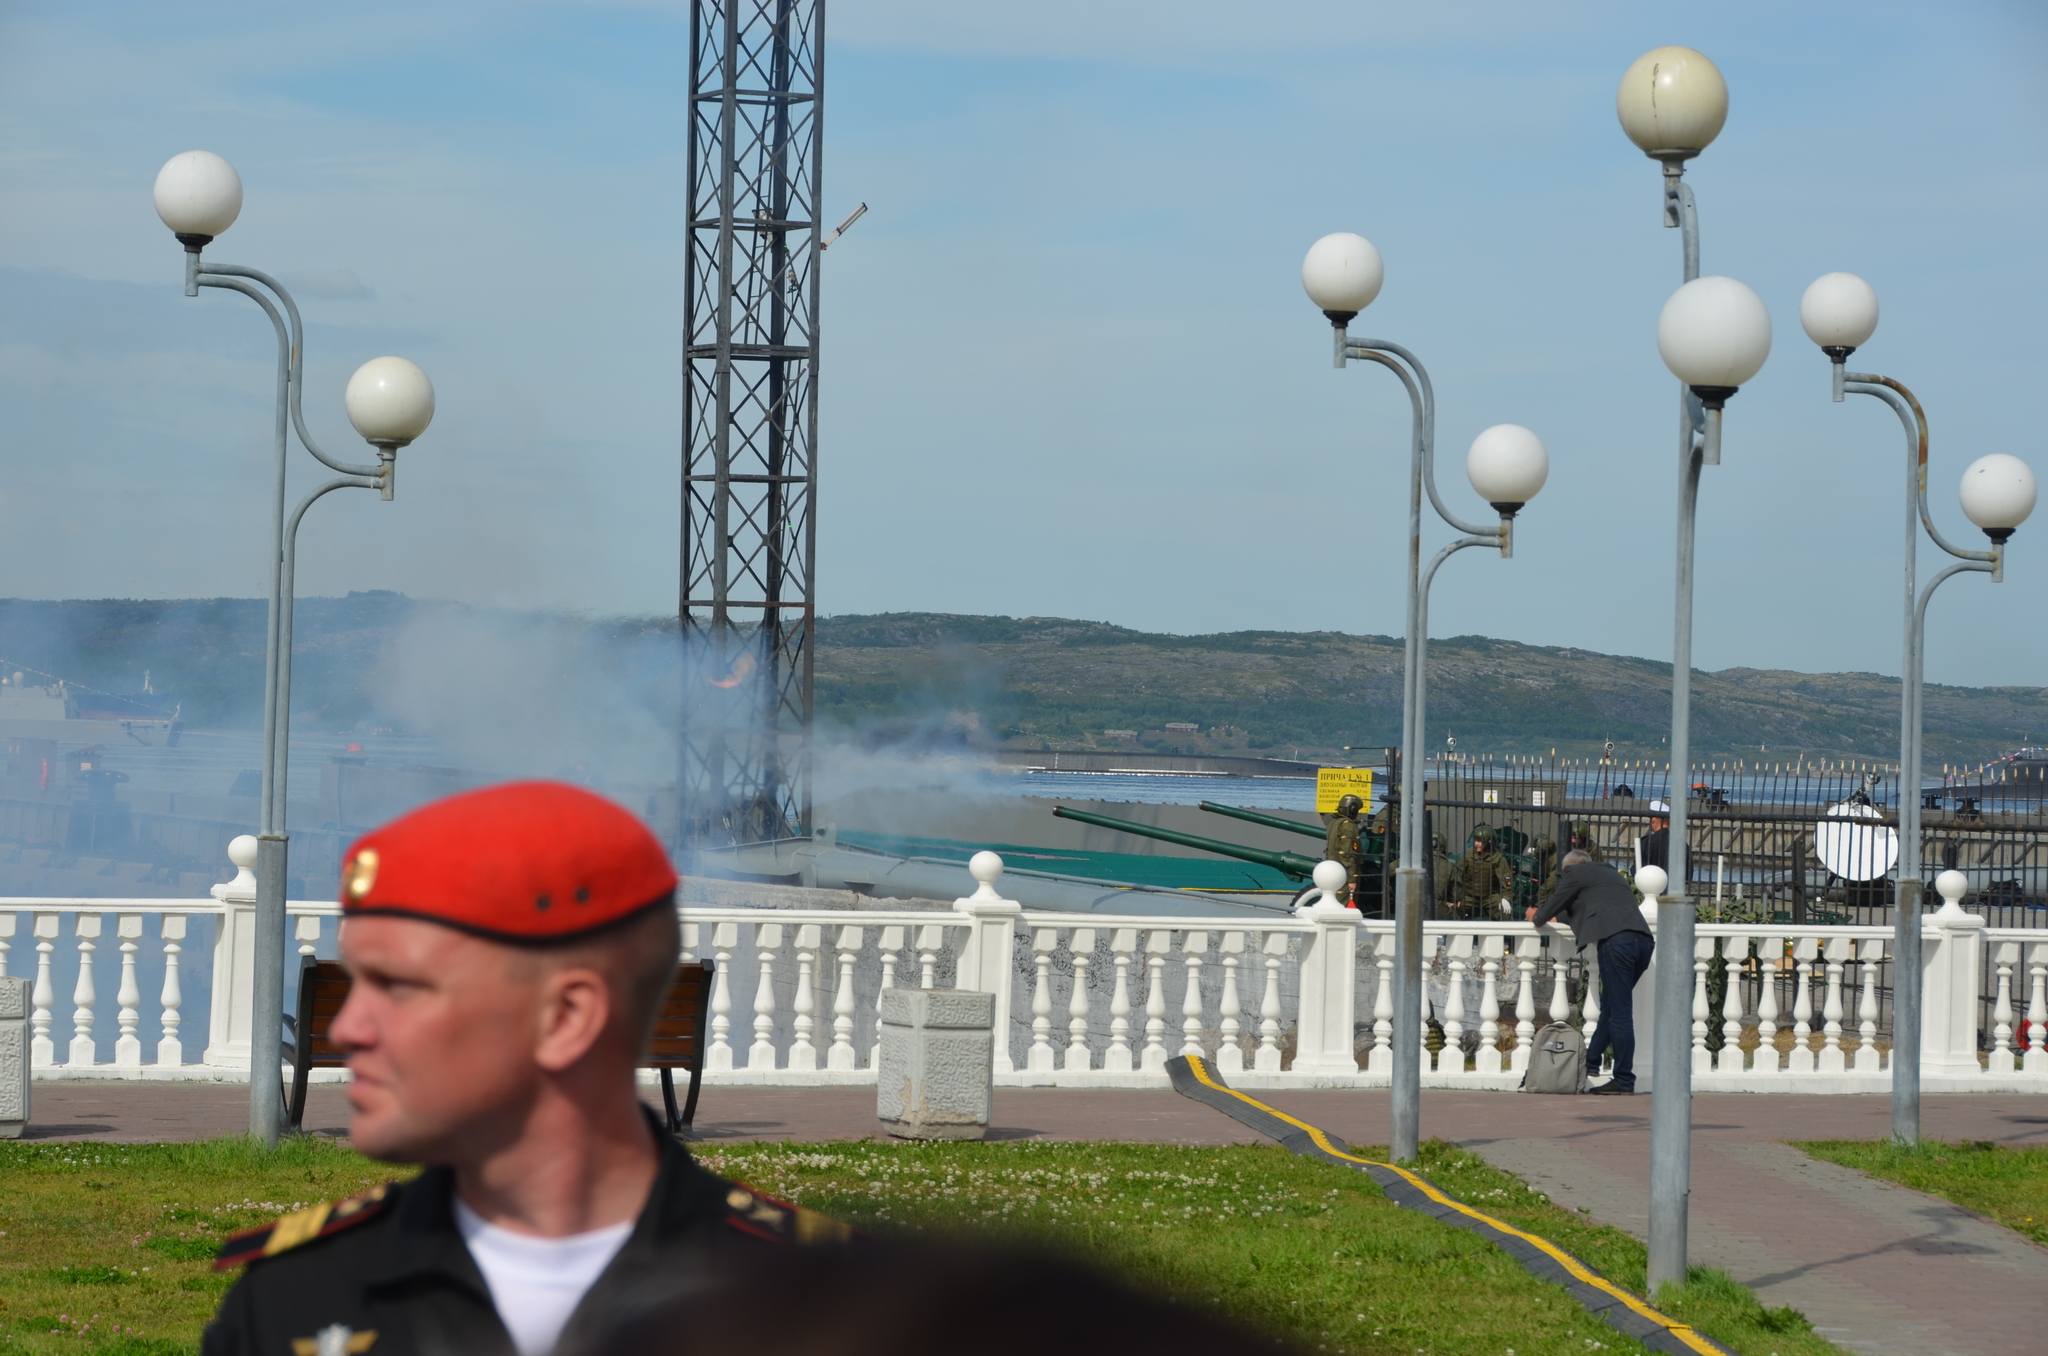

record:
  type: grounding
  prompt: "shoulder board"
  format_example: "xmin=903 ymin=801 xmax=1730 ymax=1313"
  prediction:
xmin=718 ymin=1182 xmax=854 ymax=1247
xmin=215 ymin=1182 xmax=396 ymax=1271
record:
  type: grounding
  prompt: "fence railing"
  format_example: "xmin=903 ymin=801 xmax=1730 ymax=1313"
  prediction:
xmin=6 ymin=846 xmax=2043 ymax=1089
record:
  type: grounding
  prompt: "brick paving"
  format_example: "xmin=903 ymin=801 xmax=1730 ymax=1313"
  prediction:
xmin=21 ymin=1083 xmax=2048 ymax=1355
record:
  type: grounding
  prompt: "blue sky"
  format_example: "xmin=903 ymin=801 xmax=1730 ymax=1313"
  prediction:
xmin=0 ymin=1 xmax=2042 ymax=687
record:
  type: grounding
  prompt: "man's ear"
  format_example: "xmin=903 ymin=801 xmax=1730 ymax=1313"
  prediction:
xmin=533 ymin=965 xmax=614 ymax=1073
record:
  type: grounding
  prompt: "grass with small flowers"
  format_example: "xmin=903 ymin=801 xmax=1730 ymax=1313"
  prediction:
xmin=0 ymin=1135 xmax=1848 ymax=1356
xmin=1792 ymin=1138 xmax=2048 ymax=1246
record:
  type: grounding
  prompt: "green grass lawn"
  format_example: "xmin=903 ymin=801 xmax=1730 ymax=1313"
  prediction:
xmin=1793 ymin=1138 xmax=2048 ymax=1246
xmin=0 ymin=1136 xmax=1844 ymax=1356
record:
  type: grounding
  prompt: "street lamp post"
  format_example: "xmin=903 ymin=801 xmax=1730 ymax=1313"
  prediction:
xmin=153 ymin=151 xmax=435 ymax=1145
xmin=1802 ymin=272 xmax=2035 ymax=1144
xmin=1618 ymin=45 xmax=1779 ymax=1293
xmin=1302 ymin=233 xmax=1549 ymax=1164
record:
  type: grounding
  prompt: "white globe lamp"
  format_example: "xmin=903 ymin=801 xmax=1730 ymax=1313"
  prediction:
xmin=1799 ymin=272 xmax=1880 ymax=361
xmin=153 ymin=151 xmax=244 ymax=245
xmin=1656 ymin=276 xmax=1771 ymax=408
xmin=345 ymin=357 xmax=436 ymax=448
xmin=1301 ymin=233 xmax=1384 ymax=324
xmin=1466 ymin=424 xmax=1548 ymax=516
xmin=1958 ymin=453 xmax=2037 ymax=544
xmin=1616 ymin=47 xmax=1729 ymax=160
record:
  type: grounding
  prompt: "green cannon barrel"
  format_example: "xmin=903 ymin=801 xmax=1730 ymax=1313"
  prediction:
xmin=1197 ymin=800 xmax=1326 ymax=840
xmin=1051 ymin=805 xmax=1324 ymax=882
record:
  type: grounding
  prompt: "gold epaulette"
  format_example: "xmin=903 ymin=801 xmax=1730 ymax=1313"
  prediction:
xmin=214 ymin=1182 xmax=395 ymax=1271
xmin=719 ymin=1183 xmax=855 ymax=1246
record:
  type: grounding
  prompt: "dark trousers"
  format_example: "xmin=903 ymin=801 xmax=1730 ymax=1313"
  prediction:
xmin=1587 ymin=929 xmax=1655 ymax=1088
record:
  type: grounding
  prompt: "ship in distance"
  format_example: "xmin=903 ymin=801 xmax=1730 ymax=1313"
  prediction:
xmin=0 ymin=667 xmax=181 ymax=747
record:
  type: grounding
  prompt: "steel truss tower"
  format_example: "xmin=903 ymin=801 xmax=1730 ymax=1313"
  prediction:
xmin=680 ymin=0 xmax=823 ymax=849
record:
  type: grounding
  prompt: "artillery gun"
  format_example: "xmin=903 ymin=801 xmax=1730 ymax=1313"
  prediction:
xmin=1049 ymin=801 xmax=1391 ymax=913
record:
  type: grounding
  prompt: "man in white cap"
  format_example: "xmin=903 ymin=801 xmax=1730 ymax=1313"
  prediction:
xmin=1638 ymin=800 xmax=1670 ymax=874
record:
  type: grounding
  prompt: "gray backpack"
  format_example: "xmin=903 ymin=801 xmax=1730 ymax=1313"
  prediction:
xmin=1521 ymin=1021 xmax=1587 ymax=1094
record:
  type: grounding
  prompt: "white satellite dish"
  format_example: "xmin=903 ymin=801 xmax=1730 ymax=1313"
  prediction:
xmin=1813 ymin=800 xmax=1898 ymax=882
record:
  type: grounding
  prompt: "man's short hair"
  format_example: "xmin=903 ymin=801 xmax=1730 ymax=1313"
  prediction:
xmin=521 ymin=897 xmax=681 ymax=1059
xmin=1562 ymin=849 xmax=1593 ymax=867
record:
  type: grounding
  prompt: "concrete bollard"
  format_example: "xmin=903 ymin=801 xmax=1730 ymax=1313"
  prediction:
xmin=0 ymin=976 xmax=29 ymax=1138
xmin=876 ymin=987 xmax=994 ymax=1141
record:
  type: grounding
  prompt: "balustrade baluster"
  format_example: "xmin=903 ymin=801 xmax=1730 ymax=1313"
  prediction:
xmin=1441 ymin=934 xmax=1470 ymax=1076
xmin=1754 ymin=935 xmax=1782 ymax=1074
xmin=32 ymin=913 xmax=57 ymax=1066
xmin=1255 ymin=933 xmax=1286 ymax=1072
xmin=1217 ymin=932 xmax=1244 ymax=1074
xmin=115 ymin=914 xmax=143 ymax=1067
xmin=749 ymin=923 xmax=784 ymax=1070
xmin=917 ymin=923 xmax=944 ymax=990
xmin=1511 ymin=935 xmax=1539 ymax=1072
xmin=1991 ymin=941 xmax=2018 ymax=1073
xmin=69 ymin=914 xmax=100 ymax=1067
xmin=829 ymin=926 xmax=862 ymax=1072
xmin=157 ymin=914 xmax=186 ymax=1067
xmin=1546 ymin=941 xmax=1570 ymax=1028
xmin=1788 ymin=938 xmax=1818 ymax=1074
xmin=681 ymin=922 xmax=699 ymax=964
xmin=872 ymin=926 xmax=904 ymax=1070
xmin=1141 ymin=931 xmax=1170 ymax=1073
xmin=1580 ymin=945 xmax=1602 ymax=1058
xmin=1065 ymin=929 xmax=1095 ymax=1072
xmin=1854 ymin=939 xmax=1884 ymax=1073
xmin=1690 ymin=937 xmax=1713 ymax=1075
xmin=1180 ymin=932 xmax=1208 ymax=1060
xmin=789 ymin=925 xmax=821 ymax=1071
xmin=1370 ymin=933 xmax=1396 ymax=1074
xmin=295 ymin=915 xmax=322 ymax=957
xmin=1720 ymin=939 xmax=1747 ymax=1073
xmin=0 ymin=912 xmax=11 ymax=980
xmin=1106 ymin=929 xmax=1137 ymax=1073
xmin=708 ymin=922 xmax=738 ymax=1071
xmin=1029 ymin=928 xmax=1057 ymax=1074
xmin=2025 ymin=943 xmax=2048 ymax=1076
xmin=1476 ymin=937 xmax=1503 ymax=1074
xmin=1817 ymin=938 xmax=1849 ymax=1074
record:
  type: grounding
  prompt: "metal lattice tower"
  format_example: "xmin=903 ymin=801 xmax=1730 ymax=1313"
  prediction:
xmin=680 ymin=0 xmax=822 ymax=849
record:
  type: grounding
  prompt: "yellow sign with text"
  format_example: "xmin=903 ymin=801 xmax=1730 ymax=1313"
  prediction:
xmin=1315 ymin=767 xmax=1375 ymax=815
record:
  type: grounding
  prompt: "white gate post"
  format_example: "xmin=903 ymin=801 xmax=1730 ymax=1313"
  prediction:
xmin=1922 ymin=869 xmax=1987 ymax=1077
xmin=953 ymin=851 xmax=1022 ymax=1075
xmin=1292 ymin=864 xmax=1360 ymax=1077
xmin=206 ymin=835 xmax=261 ymax=1070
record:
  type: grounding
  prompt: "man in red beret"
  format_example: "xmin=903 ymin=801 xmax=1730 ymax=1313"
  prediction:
xmin=204 ymin=781 xmax=844 ymax=1356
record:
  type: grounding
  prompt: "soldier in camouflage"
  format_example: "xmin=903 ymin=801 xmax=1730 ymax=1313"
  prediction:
xmin=1322 ymin=793 xmax=1367 ymax=907
xmin=1538 ymin=821 xmax=1606 ymax=911
xmin=1446 ymin=825 xmax=1517 ymax=916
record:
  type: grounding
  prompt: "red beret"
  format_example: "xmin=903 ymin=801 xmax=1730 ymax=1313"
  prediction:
xmin=339 ymin=781 xmax=679 ymax=942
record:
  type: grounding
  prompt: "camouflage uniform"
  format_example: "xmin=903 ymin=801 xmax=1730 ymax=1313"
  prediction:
xmin=1430 ymin=833 xmax=1452 ymax=905
xmin=1321 ymin=794 xmax=1366 ymax=904
xmin=1447 ymin=828 xmax=1517 ymax=915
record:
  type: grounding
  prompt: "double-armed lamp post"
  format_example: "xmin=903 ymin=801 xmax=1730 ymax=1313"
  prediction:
xmin=1796 ymin=271 xmax=2037 ymax=1146
xmin=1300 ymin=232 xmax=1550 ymax=1164
xmin=153 ymin=150 xmax=437 ymax=1144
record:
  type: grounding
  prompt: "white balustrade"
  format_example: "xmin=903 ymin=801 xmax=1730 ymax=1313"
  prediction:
xmin=1028 ymin=928 xmax=1057 ymax=1075
xmin=0 ymin=843 xmax=2039 ymax=1092
xmin=115 ymin=914 xmax=143 ymax=1067
xmin=1179 ymin=931 xmax=1207 ymax=1060
xmin=829 ymin=925 xmax=861 ymax=1072
xmin=1991 ymin=941 xmax=2019 ymax=1073
xmin=1719 ymin=938 xmax=1747 ymax=1072
xmin=1216 ymin=931 xmax=1243 ymax=1073
xmin=1064 ymin=928 xmax=1094 ymax=1073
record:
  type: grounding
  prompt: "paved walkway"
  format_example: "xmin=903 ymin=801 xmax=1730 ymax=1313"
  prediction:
xmin=21 ymin=1084 xmax=2048 ymax=1355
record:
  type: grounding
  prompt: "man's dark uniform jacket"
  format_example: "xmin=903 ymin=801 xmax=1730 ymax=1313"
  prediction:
xmin=203 ymin=1121 xmax=844 ymax=1356
xmin=1530 ymin=860 xmax=1652 ymax=949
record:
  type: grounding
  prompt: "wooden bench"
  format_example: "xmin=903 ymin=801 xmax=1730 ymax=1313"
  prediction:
xmin=281 ymin=955 xmax=717 ymax=1136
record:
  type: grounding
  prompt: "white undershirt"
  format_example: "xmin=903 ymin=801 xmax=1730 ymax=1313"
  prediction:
xmin=453 ymin=1197 xmax=634 ymax=1356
